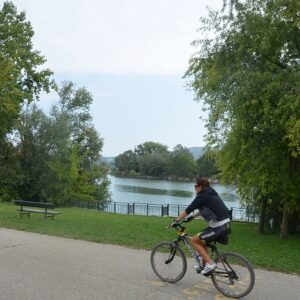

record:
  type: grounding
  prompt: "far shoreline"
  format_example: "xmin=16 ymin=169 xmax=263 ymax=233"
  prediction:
xmin=110 ymin=172 xmax=221 ymax=184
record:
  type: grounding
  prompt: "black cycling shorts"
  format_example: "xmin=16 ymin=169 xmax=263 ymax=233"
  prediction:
xmin=199 ymin=224 xmax=229 ymax=244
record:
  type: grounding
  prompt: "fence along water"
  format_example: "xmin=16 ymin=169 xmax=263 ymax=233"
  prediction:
xmin=71 ymin=200 xmax=256 ymax=222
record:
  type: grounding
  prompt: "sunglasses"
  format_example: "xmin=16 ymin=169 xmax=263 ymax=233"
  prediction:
xmin=194 ymin=185 xmax=200 ymax=188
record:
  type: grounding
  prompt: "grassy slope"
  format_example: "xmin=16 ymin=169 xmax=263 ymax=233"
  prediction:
xmin=0 ymin=202 xmax=299 ymax=274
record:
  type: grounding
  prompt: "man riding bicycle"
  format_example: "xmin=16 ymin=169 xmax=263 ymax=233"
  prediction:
xmin=174 ymin=176 xmax=231 ymax=275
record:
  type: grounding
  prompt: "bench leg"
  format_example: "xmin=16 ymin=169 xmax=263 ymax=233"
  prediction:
xmin=20 ymin=211 xmax=30 ymax=218
xmin=21 ymin=211 xmax=30 ymax=218
xmin=45 ymin=214 xmax=54 ymax=220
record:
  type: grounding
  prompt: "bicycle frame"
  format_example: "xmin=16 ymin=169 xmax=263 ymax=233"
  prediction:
xmin=172 ymin=225 xmax=238 ymax=280
xmin=172 ymin=226 xmax=202 ymax=266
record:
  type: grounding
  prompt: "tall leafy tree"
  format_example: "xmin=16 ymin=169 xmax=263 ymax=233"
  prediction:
xmin=138 ymin=152 xmax=169 ymax=177
xmin=0 ymin=1 xmax=53 ymax=138
xmin=0 ymin=1 xmax=53 ymax=201
xmin=169 ymin=144 xmax=197 ymax=177
xmin=134 ymin=141 xmax=169 ymax=156
xmin=15 ymin=82 xmax=110 ymax=206
xmin=135 ymin=142 xmax=169 ymax=177
xmin=16 ymin=104 xmax=53 ymax=201
xmin=185 ymin=0 xmax=300 ymax=238
xmin=51 ymin=82 xmax=110 ymax=205
xmin=197 ymin=153 xmax=218 ymax=178
xmin=115 ymin=150 xmax=138 ymax=173
xmin=0 ymin=139 xmax=20 ymax=201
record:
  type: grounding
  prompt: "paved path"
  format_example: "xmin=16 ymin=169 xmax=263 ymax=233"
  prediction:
xmin=0 ymin=228 xmax=299 ymax=300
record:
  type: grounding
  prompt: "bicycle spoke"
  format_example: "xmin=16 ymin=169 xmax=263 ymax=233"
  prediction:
xmin=211 ymin=252 xmax=255 ymax=299
xmin=151 ymin=241 xmax=187 ymax=283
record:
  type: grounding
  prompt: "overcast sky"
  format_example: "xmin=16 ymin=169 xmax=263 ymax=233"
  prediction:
xmin=8 ymin=0 xmax=223 ymax=156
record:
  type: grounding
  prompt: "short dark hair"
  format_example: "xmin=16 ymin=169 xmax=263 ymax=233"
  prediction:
xmin=195 ymin=176 xmax=210 ymax=187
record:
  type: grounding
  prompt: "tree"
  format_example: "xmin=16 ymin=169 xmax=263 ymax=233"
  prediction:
xmin=134 ymin=141 xmax=169 ymax=156
xmin=185 ymin=0 xmax=300 ymax=238
xmin=15 ymin=82 xmax=110 ymax=206
xmin=197 ymin=153 xmax=218 ymax=178
xmin=0 ymin=1 xmax=53 ymax=138
xmin=169 ymin=144 xmax=197 ymax=177
xmin=134 ymin=142 xmax=169 ymax=177
xmin=115 ymin=150 xmax=138 ymax=173
xmin=48 ymin=82 xmax=109 ymax=205
xmin=138 ymin=152 xmax=168 ymax=177
xmin=16 ymin=104 xmax=54 ymax=202
xmin=0 ymin=1 xmax=53 ymax=201
xmin=0 ymin=140 xmax=20 ymax=201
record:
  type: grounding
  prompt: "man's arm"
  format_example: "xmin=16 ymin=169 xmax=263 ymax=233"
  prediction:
xmin=176 ymin=210 xmax=201 ymax=222
xmin=175 ymin=211 xmax=188 ymax=222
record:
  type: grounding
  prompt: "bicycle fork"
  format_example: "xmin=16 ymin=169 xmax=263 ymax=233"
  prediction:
xmin=165 ymin=242 xmax=178 ymax=264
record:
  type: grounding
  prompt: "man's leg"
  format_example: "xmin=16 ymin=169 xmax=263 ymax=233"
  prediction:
xmin=191 ymin=235 xmax=213 ymax=264
xmin=191 ymin=229 xmax=217 ymax=275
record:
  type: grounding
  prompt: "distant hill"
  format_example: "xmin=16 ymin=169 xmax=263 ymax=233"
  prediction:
xmin=188 ymin=147 xmax=205 ymax=160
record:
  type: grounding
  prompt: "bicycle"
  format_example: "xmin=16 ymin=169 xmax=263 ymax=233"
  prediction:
xmin=150 ymin=219 xmax=255 ymax=299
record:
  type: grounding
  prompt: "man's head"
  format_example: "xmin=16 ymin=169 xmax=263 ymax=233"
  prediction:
xmin=194 ymin=176 xmax=210 ymax=192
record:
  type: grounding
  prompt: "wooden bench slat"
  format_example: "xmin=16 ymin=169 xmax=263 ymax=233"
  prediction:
xmin=18 ymin=208 xmax=61 ymax=214
xmin=15 ymin=200 xmax=54 ymax=209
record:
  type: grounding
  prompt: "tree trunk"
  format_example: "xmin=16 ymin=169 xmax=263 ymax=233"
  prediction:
xmin=280 ymin=202 xmax=289 ymax=240
xmin=258 ymin=198 xmax=267 ymax=234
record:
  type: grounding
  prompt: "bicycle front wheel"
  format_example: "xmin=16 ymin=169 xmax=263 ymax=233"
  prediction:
xmin=151 ymin=241 xmax=187 ymax=283
xmin=211 ymin=252 xmax=255 ymax=299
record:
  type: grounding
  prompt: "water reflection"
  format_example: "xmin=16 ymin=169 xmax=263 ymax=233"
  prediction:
xmin=110 ymin=176 xmax=240 ymax=208
xmin=115 ymin=184 xmax=193 ymax=198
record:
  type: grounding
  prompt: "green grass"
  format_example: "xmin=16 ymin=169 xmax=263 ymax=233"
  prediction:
xmin=1 ymin=202 xmax=299 ymax=274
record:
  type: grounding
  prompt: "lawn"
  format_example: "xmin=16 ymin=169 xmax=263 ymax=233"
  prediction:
xmin=1 ymin=202 xmax=299 ymax=274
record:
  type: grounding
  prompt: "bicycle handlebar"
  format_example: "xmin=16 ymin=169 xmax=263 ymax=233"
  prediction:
xmin=167 ymin=218 xmax=191 ymax=230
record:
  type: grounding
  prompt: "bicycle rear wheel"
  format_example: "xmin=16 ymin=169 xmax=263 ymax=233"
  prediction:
xmin=211 ymin=252 xmax=255 ymax=299
xmin=151 ymin=241 xmax=187 ymax=283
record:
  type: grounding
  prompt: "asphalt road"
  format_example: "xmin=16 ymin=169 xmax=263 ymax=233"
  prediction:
xmin=0 ymin=228 xmax=299 ymax=300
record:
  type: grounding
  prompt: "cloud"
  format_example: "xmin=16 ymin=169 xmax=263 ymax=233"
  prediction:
xmin=11 ymin=0 xmax=222 ymax=75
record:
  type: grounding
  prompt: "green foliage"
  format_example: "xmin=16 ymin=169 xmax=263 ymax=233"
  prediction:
xmin=0 ymin=1 xmax=54 ymax=138
xmin=0 ymin=1 xmax=54 ymax=202
xmin=185 ymin=0 xmax=300 ymax=237
xmin=48 ymin=82 xmax=109 ymax=206
xmin=134 ymin=141 xmax=169 ymax=156
xmin=114 ymin=143 xmax=217 ymax=179
xmin=115 ymin=150 xmax=138 ymax=173
xmin=11 ymin=82 xmax=110 ymax=206
xmin=138 ymin=152 xmax=169 ymax=176
xmin=16 ymin=105 xmax=53 ymax=202
xmin=0 ymin=140 xmax=20 ymax=201
xmin=197 ymin=153 xmax=219 ymax=178
xmin=168 ymin=144 xmax=197 ymax=177
xmin=0 ymin=3 xmax=109 ymax=207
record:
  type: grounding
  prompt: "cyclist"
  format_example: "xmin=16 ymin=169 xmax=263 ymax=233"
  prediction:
xmin=173 ymin=176 xmax=231 ymax=275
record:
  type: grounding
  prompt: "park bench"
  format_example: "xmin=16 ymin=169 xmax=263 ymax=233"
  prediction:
xmin=15 ymin=200 xmax=61 ymax=219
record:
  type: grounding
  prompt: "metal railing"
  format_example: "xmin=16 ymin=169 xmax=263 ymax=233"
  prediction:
xmin=70 ymin=200 xmax=256 ymax=222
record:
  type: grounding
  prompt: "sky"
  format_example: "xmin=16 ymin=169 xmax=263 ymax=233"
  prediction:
xmin=8 ymin=0 xmax=223 ymax=156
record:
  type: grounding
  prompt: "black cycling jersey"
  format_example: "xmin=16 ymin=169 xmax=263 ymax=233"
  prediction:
xmin=185 ymin=186 xmax=230 ymax=222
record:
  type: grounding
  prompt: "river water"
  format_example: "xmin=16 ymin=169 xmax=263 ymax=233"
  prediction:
xmin=109 ymin=176 xmax=240 ymax=209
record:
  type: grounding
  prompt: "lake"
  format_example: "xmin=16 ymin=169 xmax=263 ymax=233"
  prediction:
xmin=109 ymin=175 xmax=240 ymax=209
